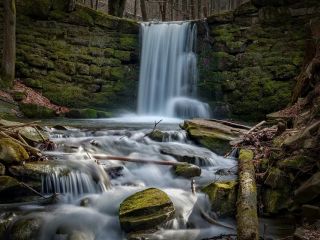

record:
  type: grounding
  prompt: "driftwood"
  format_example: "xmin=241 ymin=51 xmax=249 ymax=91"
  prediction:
xmin=93 ymin=155 xmax=185 ymax=166
xmin=237 ymin=149 xmax=259 ymax=240
xmin=246 ymin=120 xmax=266 ymax=135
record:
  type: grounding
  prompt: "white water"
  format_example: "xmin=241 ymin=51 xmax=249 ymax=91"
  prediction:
xmin=137 ymin=22 xmax=211 ymax=118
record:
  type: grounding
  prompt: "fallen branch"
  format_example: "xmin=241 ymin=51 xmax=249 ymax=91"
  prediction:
xmin=20 ymin=182 xmax=47 ymax=199
xmin=0 ymin=194 xmax=58 ymax=210
xmin=93 ymin=155 xmax=185 ymax=166
xmin=144 ymin=119 xmax=163 ymax=137
xmin=246 ymin=120 xmax=266 ymax=135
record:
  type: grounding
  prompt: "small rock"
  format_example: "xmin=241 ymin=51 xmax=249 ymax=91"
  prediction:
xmin=172 ymin=163 xmax=201 ymax=178
xmin=0 ymin=138 xmax=29 ymax=165
xmin=201 ymin=180 xmax=238 ymax=217
xmin=119 ymin=188 xmax=175 ymax=233
xmin=0 ymin=163 xmax=5 ymax=175
xmin=104 ymin=165 xmax=124 ymax=179
xmin=148 ymin=130 xmax=169 ymax=142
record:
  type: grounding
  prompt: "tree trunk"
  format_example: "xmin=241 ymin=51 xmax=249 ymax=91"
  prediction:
xmin=140 ymin=0 xmax=148 ymax=21
xmin=237 ymin=149 xmax=259 ymax=240
xmin=108 ymin=0 xmax=127 ymax=17
xmin=67 ymin=0 xmax=76 ymax=12
xmin=90 ymin=0 xmax=94 ymax=8
xmin=1 ymin=0 xmax=16 ymax=89
xmin=197 ymin=0 xmax=201 ymax=19
xmin=134 ymin=0 xmax=137 ymax=18
xmin=95 ymin=0 xmax=98 ymax=10
xmin=190 ymin=0 xmax=195 ymax=19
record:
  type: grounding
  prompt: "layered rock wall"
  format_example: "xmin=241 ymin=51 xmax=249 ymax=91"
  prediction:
xmin=198 ymin=0 xmax=320 ymax=120
xmin=0 ymin=0 xmax=140 ymax=112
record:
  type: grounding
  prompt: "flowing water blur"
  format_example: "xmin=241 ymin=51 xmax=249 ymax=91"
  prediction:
xmin=9 ymin=120 xmax=238 ymax=240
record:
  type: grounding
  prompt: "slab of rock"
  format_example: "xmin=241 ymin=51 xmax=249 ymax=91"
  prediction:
xmin=9 ymin=161 xmax=67 ymax=181
xmin=201 ymin=180 xmax=238 ymax=217
xmin=9 ymin=216 xmax=42 ymax=240
xmin=119 ymin=188 xmax=175 ymax=233
xmin=18 ymin=126 xmax=49 ymax=143
xmin=0 ymin=163 xmax=5 ymax=175
xmin=182 ymin=119 xmax=246 ymax=155
xmin=0 ymin=138 xmax=29 ymax=164
xmin=172 ymin=163 xmax=201 ymax=178
xmin=295 ymin=172 xmax=320 ymax=204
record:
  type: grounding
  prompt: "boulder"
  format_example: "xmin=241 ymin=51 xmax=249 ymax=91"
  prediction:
xmin=19 ymin=103 xmax=56 ymax=119
xmin=264 ymin=167 xmax=288 ymax=189
xmin=262 ymin=188 xmax=290 ymax=215
xmin=172 ymin=164 xmax=201 ymax=178
xmin=294 ymin=172 xmax=320 ymax=204
xmin=0 ymin=138 xmax=29 ymax=164
xmin=67 ymin=230 xmax=95 ymax=240
xmin=0 ymin=176 xmax=32 ymax=199
xmin=18 ymin=126 xmax=49 ymax=143
xmin=119 ymin=188 xmax=175 ymax=233
xmin=65 ymin=108 xmax=111 ymax=119
xmin=302 ymin=205 xmax=320 ymax=223
xmin=182 ymin=119 xmax=246 ymax=155
xmin=9 ymin=216 xmax=42 ymax=240
xmin=148 ymin=130 xmax=169 ymax=142
xmin=201 ymin=180 xmax=238 ymax=217
xmin=9 ymin=161 xmax=66 ymax=181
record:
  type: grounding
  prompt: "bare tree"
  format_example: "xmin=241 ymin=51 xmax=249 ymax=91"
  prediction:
xmin=1 ymin=0 xmax=16 ymax=89
xmin=109 ymin=0 xmax=127 ymax=17
xmin=140 ymin=0 xmax=148 ymax=21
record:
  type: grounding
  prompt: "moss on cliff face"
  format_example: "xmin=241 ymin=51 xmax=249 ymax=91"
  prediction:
xmin=198 ymin=0 xmax=312 ymax=120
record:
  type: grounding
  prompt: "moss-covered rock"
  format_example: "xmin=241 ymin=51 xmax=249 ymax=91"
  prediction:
xmin=65 ymin=108 xmax=98 ymax=119
xmin=18 ymin=126 xmax=49 ymax=143
xmin=0 ymin=176 xmax=22 ymax=194
xmin=262 ymin=188 xmax=291 ymax=215
xmin=119 ymin=188 xmax=175 ymax=233
xmin=0 ymin=138 xmax=29 ymax=165
xmin=294 ymin=172 xmax=320 ymax=204
xmin=264 ymin=167 xmax=288 ymax=189
xmin=172 ymin=164 xmax=201 ymax=178
xmin=19 ymin=103 xmax=56 ymax=119
xmin=202 ymin=180 xmax=238 ymax=217
xmin=148 ymin=130 xmax=169 ymax=142
xmin=9 ymin=216 xmax=42 ymax=240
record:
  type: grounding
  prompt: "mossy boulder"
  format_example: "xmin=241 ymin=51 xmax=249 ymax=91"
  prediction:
xmin=0 ymin=138 xmax=29 ymax=165
xmin=119 ymin=188 xmax=175 ymax=233
xmin=0 ymin=176 xmax=21 ymax=193
xmin=18 ymin=126 xmax=49 ymax=143
xmin=19 ymin=103 xmax=56 ymax=119
xmin=65 ymin=108 xmax=111 ymax=119
xmin=202 ymin=180 xmax=238 ymax=217
xmin=264 ymin=167 xmax=288 ymax=189
xmin=262 ymin=188 xmax=290 ymax=215
xmin=8 ymin=216 xmax=42 ymax=240
xmin=172 ymin=164 xmax=201 ymax=178
xmin=148 ymin=130 xmax=169 ymax=142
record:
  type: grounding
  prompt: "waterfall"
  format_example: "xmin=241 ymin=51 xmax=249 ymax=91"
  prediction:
xmin=137 ymin=22 xmax=211 ymax=119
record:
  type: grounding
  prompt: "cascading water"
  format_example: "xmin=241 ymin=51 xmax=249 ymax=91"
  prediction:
xmin=137 ymin=22 xmax=211 ymax=119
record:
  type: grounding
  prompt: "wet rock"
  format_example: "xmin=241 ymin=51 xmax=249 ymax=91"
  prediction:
xmin=119 ymin=188 xmax=175 ymax=233
xmin=182 ymin=119 xmax=246 ymax=155
xmin=294 ymin=172 xmax=320 ymax=204
xmin=264 ymin=167 xmax=288 ymax=189
xmin=9 ymin=161 xmax=67 ymax=181
xmin=0 ymin=176 xmax=29 ymax=197
xmin=103 ymin=165 xmax=124 ymax=179
xmin=172 ymin=164 xmax=201 ymax=178
xmin=0 ymin=138 xmax=29 ymax=165
xmin=67 ymin=230 xmax=95 ymax=240
xmin=0 ymin=163 xmax=5 ymax=175
xmin=159 ymin=144 xmax=214 ymax=166
xmin=0 ymin=212 xmax=17 ymax=239
xmin=201 ymin=180 xmax=238 ymax=217
xmin=278 ymin=155 xmax=313 ymax=170
xmin=18 ymin=126 xmax=49 ymax=143
xmin=262 ymin=188 xmax=290 ymax=215
xmin=9 ymin=216 xmax=42 ymax=240
xmin=148 ymin=130 xmax=169 ymax=142
xmin=65 ymin=108 xmax=111 ymax=119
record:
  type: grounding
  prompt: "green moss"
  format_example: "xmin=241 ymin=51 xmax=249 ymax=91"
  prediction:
xmin=239 ymin=149 xmax=254 ymax=161
xmin=68 ymin=9 xmax=94 ymax=26
xmin=278 ymin=155 xmax=312 ymax=170
xmin=24 ymin=79 xmax=43 ymax=89
xmin=0 ymin=138 xmax=29 ymax=164
xmin=264 ymin=167 xmax=288 ymax=188
xmin=114 ymin=50 xmax=131 ymax=62
xmin=119 ymin=36 xmax=138 ymax=50
xmin=13 ymin=91 xmax=26 ymax=102
xmin=89 ymin=65 xmax=101 ymax=77
xmin=65 ymin=108 xmax=98 ymax=119
xmin=263 ymin=188 xmax=290 ymax=215
xmin=55 ymin=60 xmax=76 ymax=75
xmin=110 ymin=67 xmax=125 ymax=81
xmin=19 ymin=103 xmax=56 ymax=119
xmin=202 ymin=181 xmax=238 ymax=216
xmin=173 ymin=164 xmax=201 ymax=178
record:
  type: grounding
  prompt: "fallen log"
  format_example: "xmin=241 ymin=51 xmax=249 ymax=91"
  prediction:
xmin=237 ymin=149 xmax=259 ymax=240
xmin=93 ymin=155 xmax=186 ymax=166
xmin=209 ymin=119 xmax=251 ymax=130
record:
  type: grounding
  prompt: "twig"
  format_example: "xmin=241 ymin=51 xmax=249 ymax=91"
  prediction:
xmin=247 ymin=121 xmax=266 ymax=135
xmin=19 ymin=182 xmax=48 ymax=199
xmin=144 ymin=119 xmax=163 ymax=137
xmin=34 ymin=126 xmax=46 ymax=142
